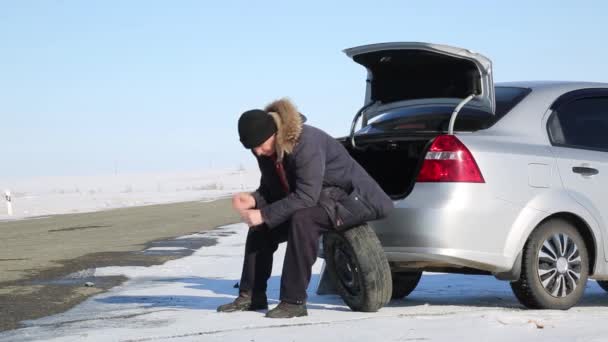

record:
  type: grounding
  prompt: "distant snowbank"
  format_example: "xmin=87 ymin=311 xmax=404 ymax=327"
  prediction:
xmin=0 ymin=168 xmax=260 ymax=220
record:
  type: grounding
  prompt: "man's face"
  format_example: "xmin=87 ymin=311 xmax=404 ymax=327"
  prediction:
xmin=253 ymin=134 xmax=276 ymax=157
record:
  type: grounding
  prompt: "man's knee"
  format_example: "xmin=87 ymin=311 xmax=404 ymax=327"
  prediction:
xmin=290 ymin=206 xmax=332 ymax=233
xmin=291 ymin=207 xmax=319 ymax=225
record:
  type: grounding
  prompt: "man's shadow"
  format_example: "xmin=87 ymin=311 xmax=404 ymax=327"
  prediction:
xmin=96 ymin=274 xmax=350 ymax=312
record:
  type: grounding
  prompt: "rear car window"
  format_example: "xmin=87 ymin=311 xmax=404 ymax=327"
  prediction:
xmin=494 ymin=86 xmax=532 ymax=116
xmin=548 ymin=97 xmax=608 ymax=151
xmin=368 ymin=86 xmax=531 ymax=132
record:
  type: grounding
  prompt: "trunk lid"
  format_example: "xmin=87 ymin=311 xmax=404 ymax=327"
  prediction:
xmin=344 ymin=42 xmax=495 ymax=119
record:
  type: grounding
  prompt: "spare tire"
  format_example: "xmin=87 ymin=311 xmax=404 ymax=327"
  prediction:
xmin=323 ymin=224 xmax=392 ymax=312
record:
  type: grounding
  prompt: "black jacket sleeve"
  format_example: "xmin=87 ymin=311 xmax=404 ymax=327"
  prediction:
xmin=260 ymin=138 xmax=326 ymax=228
xmin=251 ymin=189 xmax=268 ymax=209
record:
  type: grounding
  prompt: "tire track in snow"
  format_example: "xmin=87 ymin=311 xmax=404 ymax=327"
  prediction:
xmin=27 ymin=309 xmax=180 ymax=329
xmin=121 ymin=308 xmax=497 ymax=341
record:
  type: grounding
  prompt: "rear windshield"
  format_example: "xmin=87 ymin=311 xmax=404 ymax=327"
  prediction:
xmin=368 ymin=86 xmax=531 ymax=132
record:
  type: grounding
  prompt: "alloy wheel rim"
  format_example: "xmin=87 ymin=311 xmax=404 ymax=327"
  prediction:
xmin=537 ymin=233 xmax=582 ymax=298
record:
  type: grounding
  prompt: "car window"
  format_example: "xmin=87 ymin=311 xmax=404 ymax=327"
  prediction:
xmin=548 ymin=97 xmax=608 ymax=151
xmin=494 ymin=87 xmax=532 ymax=117
xmin=367 ymin=86 xmax=530 ymax=132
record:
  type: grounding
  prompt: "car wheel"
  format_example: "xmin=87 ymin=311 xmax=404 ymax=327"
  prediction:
xmin=391 ymin=271 xmax=422 ymax=300
xmin=323 ymin=224 xmax=392 ymax=312
xmin=510 ymin=219 xmax=588 ymax=310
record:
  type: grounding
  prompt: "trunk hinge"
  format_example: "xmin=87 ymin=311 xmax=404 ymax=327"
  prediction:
xmin=349 ymin=101 xmax=378 ymax=149
xmin=448 ymin=94 xmax=476 ymax=135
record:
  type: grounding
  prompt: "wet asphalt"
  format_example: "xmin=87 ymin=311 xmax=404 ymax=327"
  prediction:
xmin=0 ymin=198 xmax=239 ymax=332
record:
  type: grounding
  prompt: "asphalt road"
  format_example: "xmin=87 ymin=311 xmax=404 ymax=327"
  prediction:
xmin=0 ymin=198 xmax=240 ymax=332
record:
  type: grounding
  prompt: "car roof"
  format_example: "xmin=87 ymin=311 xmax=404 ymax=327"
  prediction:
xmin=476 ymin=81 xmax=608 ymax=142
xmin=497 ymin=80 xmax=608 ymax=96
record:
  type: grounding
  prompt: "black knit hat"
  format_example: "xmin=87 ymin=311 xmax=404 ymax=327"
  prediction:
xmin=238 ymin=109 xmax=278 ymax=149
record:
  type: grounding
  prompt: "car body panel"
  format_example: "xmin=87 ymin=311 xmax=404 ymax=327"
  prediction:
xmin=550 ymin=135 xmax=608 ymax=262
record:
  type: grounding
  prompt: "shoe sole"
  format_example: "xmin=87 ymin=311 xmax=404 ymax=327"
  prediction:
xmin=265 ymin=311 xmax=308 ymax=318
xmin=217 ymin=304 xmax=268 ymax=313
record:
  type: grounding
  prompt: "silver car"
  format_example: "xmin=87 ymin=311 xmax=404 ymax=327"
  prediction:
xmin=331 ymin=42 xmax=608 ymax=310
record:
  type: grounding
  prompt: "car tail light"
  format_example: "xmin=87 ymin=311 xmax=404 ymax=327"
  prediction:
xmin=416 ymin=135 xmax=485 ymax=183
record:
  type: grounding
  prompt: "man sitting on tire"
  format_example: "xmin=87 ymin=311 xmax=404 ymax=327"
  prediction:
xmin=217 ymin=98 xmax=393 ymax=318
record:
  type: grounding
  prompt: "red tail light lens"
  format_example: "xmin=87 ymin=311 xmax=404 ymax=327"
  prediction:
xmin=416 ymin=135 xmax=485 ymax=183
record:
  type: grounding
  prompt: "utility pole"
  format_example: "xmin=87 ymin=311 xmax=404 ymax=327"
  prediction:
xmin=5 ymin=190 xmax=13 ymax=216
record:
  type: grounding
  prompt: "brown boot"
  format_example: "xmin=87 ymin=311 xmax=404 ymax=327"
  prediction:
xmin=265 ymin=301 xmax=308 ymax=318
xmin=216 ymin=293 xmax=268 ymax=312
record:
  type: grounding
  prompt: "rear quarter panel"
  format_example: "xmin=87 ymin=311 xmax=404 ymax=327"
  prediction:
xmin=458 ymin=104 xmax=606 ymax=275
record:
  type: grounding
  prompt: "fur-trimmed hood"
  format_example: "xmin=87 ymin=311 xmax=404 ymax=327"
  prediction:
xmin=265 ymin=98 xmax=304 ymax=161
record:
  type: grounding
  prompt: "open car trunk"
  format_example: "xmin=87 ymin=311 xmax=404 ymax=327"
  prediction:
xmin=340 ymin=136 xmax=436 ymax=199
xmin=338 ymin=85 xmax=533 ymax=199
xmin=338 ymin=42 xmax=500 ymax=199
xmin=344 ymin=42 xmax=496 ymax=117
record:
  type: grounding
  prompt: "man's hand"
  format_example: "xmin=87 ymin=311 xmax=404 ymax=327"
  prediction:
xmin=232 ymin=192 xmax=256 ymax=212
xmin=240 ymin=209 xmax=264 ymax=227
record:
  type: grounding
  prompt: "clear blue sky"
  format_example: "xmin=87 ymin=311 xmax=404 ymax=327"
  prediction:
xmin=2 ymin=0 xmax=607 ymax=180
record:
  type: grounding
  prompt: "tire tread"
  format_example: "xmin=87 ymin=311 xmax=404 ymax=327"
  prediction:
xmin=325 ymin=224 xmax=392 ymax=312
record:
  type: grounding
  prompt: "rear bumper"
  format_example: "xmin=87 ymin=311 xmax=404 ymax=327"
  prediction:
xmin=370 ymin=183 xmax=525 ymax=273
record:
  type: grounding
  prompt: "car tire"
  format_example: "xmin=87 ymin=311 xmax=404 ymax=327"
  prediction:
xmin=391 ymin=271 xmax=422 ymax=300
xmin=323 ymin=224 xmax=392 ymax=312
xmin=510 ymin=219 xmax=588 ymax=310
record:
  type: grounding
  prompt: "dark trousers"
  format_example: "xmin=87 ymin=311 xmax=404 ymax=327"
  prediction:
xmin=238 ymin=205 xmax=333 ymax=304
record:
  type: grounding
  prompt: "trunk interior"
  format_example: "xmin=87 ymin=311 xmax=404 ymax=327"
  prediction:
xmin=343 ymin=137 xmax=435 ymax=199
xmin=353 ymin=50 xmax=482 ymax=104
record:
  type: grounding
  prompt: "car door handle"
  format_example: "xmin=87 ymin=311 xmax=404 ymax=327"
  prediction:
xmin=572 ymin=166 xmax=599 ymax=176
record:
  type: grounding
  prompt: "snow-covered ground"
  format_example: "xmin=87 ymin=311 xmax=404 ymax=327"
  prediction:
xmin=0 ymin=169 xmax=260 ymax=220
xmin=4 ymin=223 xmax=608 ymax=342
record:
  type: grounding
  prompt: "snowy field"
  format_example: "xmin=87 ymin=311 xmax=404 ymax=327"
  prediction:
xmin=0 ymin=169 xmax=260 ymax=220
xmin=4 ymin=223 xmax=608 ymax=341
